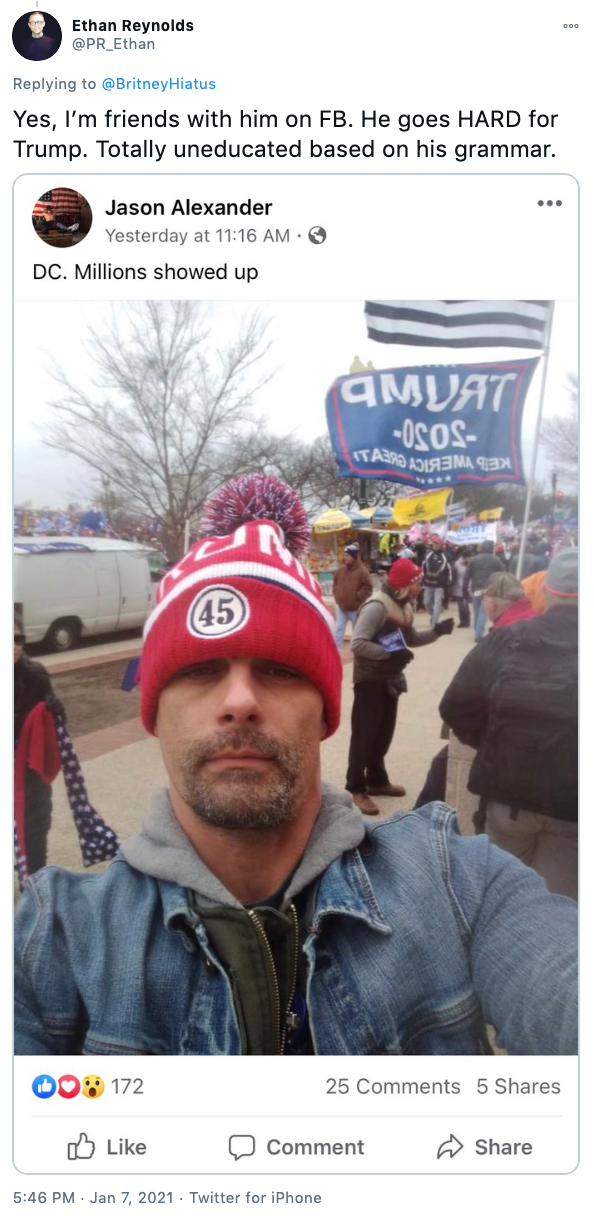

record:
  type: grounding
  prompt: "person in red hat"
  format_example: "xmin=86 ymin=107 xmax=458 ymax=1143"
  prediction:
xmin=346 ymin=557 xmax=454 ymax=815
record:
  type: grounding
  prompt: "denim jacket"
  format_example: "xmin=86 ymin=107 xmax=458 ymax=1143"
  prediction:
xmin=14 ymin=802 xmax=577 ymax=1056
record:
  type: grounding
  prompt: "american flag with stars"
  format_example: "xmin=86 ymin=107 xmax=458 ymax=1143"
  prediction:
xmin=14 ymin=719 xmax=120 ymax=888
xmin=32 ymin=188 xmax=82 ymax=221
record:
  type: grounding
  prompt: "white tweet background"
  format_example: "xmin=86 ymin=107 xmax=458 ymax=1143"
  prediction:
xmin=6 ymin=0 xmax=592 ymax=1215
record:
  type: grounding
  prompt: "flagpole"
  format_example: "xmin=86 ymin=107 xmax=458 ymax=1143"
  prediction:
xmin=517 ymin=303 xmax=555 ymax=575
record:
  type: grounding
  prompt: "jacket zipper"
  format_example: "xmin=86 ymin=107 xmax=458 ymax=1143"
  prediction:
xmin=247 ymin=904 xmax=299 ymax=1056
xmin=284 ymin=904 xmax=301 ymax=1046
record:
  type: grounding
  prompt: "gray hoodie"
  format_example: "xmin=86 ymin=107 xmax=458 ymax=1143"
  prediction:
xmin=120 ymin=781 xmax=365 ymax=909
xmin=119 ymin=783 xmax=366 ymax=1055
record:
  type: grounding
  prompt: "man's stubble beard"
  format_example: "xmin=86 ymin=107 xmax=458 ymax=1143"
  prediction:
xmin=172 ymin=728 xmax=311 ymax=831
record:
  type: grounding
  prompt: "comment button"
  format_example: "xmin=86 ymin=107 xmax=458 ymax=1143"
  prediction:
xmin=228 ymin=1135 xmax=256 ymax=1161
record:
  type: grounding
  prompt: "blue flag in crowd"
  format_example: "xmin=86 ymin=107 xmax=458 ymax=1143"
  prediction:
xmin=121 ymin=657 xmax=141 ymax=691
xmin=325 ymin=359 xmax=538 ymax=488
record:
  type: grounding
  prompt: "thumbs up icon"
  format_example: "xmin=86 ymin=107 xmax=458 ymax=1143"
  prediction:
xmin=68 ymin=1133 xmax=95 ymax=1161
xmin=31 ymin=1074 xmax=56 ymax=1098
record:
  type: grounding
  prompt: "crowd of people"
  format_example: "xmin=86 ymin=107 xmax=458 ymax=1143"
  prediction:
xmin=440 ymin=548 xmax=578 ymax=900
xmin=14 ymin=504 xmax=165 ymax=548
xmin=332 ymin=530 xmax=577 ymax=898
xmin=333 ymin=530 xmax=566 ymax=643
xmin=14 ymin=474 xmax=577 ymax=1057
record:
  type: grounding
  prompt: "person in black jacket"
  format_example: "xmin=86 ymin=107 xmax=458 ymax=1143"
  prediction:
xmin=15 ymin=12 xmax=58 ymax=61
xmin=463 ymin=540 xmax=504 ymax=642
xmin=422 ymin=537 xmax=451 ymax=628
xmin=14 ymin=614 xmax=63 ymax=875
xmin=508 ymin=542 xmax=544 ymax=580
xmin=34 ymin=208 xmax=79 ymax=236
xmin=439 ymin=550 xmax=578 ymax=899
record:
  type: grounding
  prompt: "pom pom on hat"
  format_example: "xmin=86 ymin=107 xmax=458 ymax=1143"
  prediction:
xmin=140 ymin=474 xmax=342 ymax=738
xmin=201 ymin=474 xmax=311 ymax=557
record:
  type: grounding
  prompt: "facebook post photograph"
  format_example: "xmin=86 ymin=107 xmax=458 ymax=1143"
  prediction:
xmin=13 ymin=297 xmax=577 ymax=1058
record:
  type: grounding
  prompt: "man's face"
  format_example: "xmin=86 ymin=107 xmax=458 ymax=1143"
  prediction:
xmin=155 ymin=657 xmax=326 ymax=831
xmin=344 ymin=552 xmax=357 ymax=567
xmin=28 ymin=13 xmax=45 ymax=36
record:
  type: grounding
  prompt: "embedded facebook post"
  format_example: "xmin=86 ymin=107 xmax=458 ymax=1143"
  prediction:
xmin=12 ymin=169 xmax=578 ymax=1176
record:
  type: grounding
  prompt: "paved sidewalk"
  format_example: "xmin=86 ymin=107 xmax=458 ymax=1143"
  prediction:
xmin=46 ymin=612 xmax=475 ymax=873
xmin=39 ymin=637 xmax=142 ymax=675
xmin=75 ymin=717 xmax=146 ymax=763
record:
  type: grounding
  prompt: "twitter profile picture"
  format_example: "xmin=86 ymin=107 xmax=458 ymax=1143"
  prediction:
xmin=32 ymin=1074 xmax=57 ymax=1098
xmin=12 ymin=11 xmax=62 ymax=61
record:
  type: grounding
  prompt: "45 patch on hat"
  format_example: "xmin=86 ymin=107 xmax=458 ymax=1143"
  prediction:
xmin=188 ymin=585 xmax=250 ymax=638
xmin=139 ymin=475 xmax=342 ymax=738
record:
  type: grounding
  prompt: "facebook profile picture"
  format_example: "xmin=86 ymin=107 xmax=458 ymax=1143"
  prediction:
xmin=32 ymin=1074 xmax=57 ymax=1098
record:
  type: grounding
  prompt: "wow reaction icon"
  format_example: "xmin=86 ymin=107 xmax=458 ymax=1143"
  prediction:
xmin=82 ymin=1074 xmax=105 ymax=1099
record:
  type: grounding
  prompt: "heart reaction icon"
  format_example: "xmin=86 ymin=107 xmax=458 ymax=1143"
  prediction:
xmin=58 ymin=1075 xmax=81 ymax=1099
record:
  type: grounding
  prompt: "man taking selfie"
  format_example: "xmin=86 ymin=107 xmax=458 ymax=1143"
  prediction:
xmin=14 ymin=476 xmax=577 ymax=1057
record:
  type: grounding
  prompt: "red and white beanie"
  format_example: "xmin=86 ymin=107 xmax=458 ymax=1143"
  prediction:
xmin=140 ymin=475 xmax=342 ymax=738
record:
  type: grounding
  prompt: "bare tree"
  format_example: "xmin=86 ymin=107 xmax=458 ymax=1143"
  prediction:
xmin=541 ymin=374 xmax=578 ymax=491
xmin=461 ymin=481 xmax=551 ymax=522
xmin=248 ymin=434 xmax=357 ymax=511
xmin=246 ymin=433 xmax=408 ymax=514
xmin=42 ymin=302 xmax=274 ymax=557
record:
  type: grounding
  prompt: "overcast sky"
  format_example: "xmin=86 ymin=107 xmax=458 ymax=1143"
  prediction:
xmin=14 ymin=300 xmax=577 ymax=507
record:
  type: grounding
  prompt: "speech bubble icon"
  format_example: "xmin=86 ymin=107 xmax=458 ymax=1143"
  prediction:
xmin=229 ymin=1134 xmax=255 ymax=1161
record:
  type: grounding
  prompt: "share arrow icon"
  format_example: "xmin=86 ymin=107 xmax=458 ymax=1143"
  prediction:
xmin=437 ymin=1134 xmax=464 ymax=1160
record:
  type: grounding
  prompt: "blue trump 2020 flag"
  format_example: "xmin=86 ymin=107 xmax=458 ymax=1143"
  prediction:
xmin=325 ymin=359 xmax=539 ymax=488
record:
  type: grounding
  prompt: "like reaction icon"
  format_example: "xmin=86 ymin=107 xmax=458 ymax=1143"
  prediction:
xmin=58 ymin=1075 xmax=81 ymax=1099
xmin=32 ymin=1075 xmax=56 ymax=1099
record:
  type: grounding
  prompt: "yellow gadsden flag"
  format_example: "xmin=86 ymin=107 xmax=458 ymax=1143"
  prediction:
xmin=478 ymin=506 xmax=503 ymax=521
xmin=392 ymin=487 xmax=452 ymax=527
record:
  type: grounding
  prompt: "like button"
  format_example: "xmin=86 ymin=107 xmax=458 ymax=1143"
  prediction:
xmin=67 ymin=1133 xmax=95 ymax=1161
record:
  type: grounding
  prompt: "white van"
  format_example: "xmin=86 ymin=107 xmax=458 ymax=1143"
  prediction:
xmin=14 ymin=537 xmax=167 ymax=650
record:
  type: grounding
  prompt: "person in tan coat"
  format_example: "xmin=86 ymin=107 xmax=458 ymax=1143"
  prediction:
xmin=332 ymin=543 xmax=372 ymax=647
